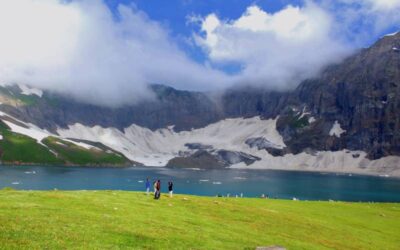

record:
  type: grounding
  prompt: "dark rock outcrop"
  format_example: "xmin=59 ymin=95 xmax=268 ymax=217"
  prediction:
xmin=167 ymin=149 xmax=260 ymax=169
xmin=245 ymin=137 xmax=287 ymax=156
xmin=215 ymin=150 xmax=260 ymax=165
xmin=166 ymin=150 xmax=226 ymax=169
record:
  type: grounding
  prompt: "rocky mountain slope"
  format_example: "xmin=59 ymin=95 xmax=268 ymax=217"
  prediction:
xmin=0 ymin=32 xmax=399 ymax=175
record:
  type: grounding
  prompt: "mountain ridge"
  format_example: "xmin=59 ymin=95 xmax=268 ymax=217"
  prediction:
xmin=0 ymin=33 xmax=399 ymax=174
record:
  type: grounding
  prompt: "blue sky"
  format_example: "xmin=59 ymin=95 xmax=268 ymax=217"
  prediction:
xmin=0 ymin=0 xmax=399 ymax=106
xmin=104 ymin=0 xmax=305 ymax=65
xmin=103 ymin=0 xmax=400 ymax=72
xmin=105 ymin=0 xmax=303 ymax=35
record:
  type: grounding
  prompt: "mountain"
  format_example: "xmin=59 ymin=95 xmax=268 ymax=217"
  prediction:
xmin=0 ymin=32 xmax=399 ymax=175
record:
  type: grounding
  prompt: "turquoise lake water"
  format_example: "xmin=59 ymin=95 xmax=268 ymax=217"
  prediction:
xmin=1 ymin=165 xmax=399 ymax=202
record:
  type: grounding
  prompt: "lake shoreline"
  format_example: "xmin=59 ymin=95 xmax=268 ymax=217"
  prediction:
xmin=1 ymin=163 xmax=400 ymax=179
xmin=228 ymin=166 xmax=400 ymax=178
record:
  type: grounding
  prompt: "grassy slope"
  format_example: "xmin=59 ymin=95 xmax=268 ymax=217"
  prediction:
xmin=0 ymin=123 xmax=62 ymax=164
xmin=0 ymin=119 xmax=130 ymax=165
xmin=0 ymin=191 xmax=399 ymax=249
xmin=42 ymin=137 xmax=129 ymax=165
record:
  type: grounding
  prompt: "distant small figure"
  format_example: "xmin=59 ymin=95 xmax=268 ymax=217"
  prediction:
xmin=168 ymin=180 xmax=173 ymax=197
xmin=261 ymin=194 xmax=265 ymax=198
xmin=154 ymin=180 xmax=161 ymax=199
xmin=153 ymin=181 xmax=157 ymax=196
xmin=145 ymin=178 xmax=150 ymax=195
xmin=240 ymin=193 xmax=243 ymax=198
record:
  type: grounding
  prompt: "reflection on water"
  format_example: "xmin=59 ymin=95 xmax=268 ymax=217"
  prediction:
xmin=0 ymin=165 xmax=400 ymax=202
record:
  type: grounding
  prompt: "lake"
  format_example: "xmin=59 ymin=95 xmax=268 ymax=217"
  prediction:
xmin=1 ymin=165 xmax=399 ymax=202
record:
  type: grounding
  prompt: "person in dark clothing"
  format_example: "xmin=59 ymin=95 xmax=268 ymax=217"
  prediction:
xmin=168 ymin=181 xmax=173 ymax=197
xmin=154 ymin=180 xmax=161 ymax=199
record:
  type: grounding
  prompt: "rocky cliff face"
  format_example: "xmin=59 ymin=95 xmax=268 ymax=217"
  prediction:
xmin=0 ymin=84 xmax=222 ymax=132
xmin=0 ymin=33 xmax=399 ymax=163
xmin=278 ymin=32 xmax=400 ymax=159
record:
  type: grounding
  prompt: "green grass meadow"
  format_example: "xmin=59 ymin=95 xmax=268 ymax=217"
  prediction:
xmin=0 ymin=120 xmax=129 ymax=166
xmin=0 ymin=190 xmax=399 ymax=249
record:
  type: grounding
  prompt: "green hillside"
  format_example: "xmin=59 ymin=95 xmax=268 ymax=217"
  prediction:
xmin=0 ymin=190 xmax=399 ymax=249
xmin=0 ymin=121 xmax=131 ymax=166
xmin=0 ymin=122 xmax=62 ymax=164
xmin=42 ymin=136 xmax=129 ymax=165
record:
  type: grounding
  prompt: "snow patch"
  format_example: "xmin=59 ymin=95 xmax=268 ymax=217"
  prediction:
xmin=298 ymin=106 xmax=311 ymax=119
xmin=329 ymin=120 xmax=346 ymax=138
xmin=63 ymin=139 xmax=95 ymax=150
xmin=308 ymin=117 xmax=316 ymax=123
xmin=56 ymin=141 xmax=66 ymax=146
xmin=18 ymin=84 xmax=43 ymax=97
xmin=384 ymin=31 xmax=399 ymax=37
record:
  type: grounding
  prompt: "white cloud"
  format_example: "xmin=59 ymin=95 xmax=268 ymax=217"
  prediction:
xmin=321 ymin=0 xmax=400 ymax=43
xmin=195 ymin=3 xmax=351 ymax=90
xmin=194 ymin=0 xmax=400 ymax=90
xmin=0 ymin=0 xmax=230 ymax=106
xmin=364 ymin=0 xmax=400 ymax=11
xmin=0 ymin=0 xmax=399 ymax=107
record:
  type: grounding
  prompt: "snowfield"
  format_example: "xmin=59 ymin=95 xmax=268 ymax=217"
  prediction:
xmin=56 ymin=116 xmax=400 ymax=176
xmin=230 ymin=151 xmax=400 ymax=177
xmin=57 ymin=117 xmax=285 ymax=166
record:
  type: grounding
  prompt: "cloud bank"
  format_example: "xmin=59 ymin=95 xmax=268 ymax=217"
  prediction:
xmin=194 ymin=3 xmax=350 ymax=90
xmin=0 ymin=0 xmax=230 ymax=106
xmin=0 ymin=0 xmax=399 ymax=106
xmin=193 ymin=0 xmax=400 ymax=90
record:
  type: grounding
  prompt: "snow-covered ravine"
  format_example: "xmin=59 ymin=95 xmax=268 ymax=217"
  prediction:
xmin=57 ymin=117 xmax=285 ymax=166
xmin=56 ymin=117 xmax=400 ymax=177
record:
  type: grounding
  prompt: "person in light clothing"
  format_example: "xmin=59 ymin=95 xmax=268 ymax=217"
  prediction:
xmin=145 ymin=178 xmax=150 ymax=195
xmin=153 ymin=181 xmax=157 ymax=196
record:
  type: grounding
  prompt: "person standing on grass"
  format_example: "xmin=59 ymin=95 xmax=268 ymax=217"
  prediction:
xmin=145 ymin=178 xmax=150 ymax=195
xmin=168 ymin=180 xmax=173 ymax=197
xmin=153 ymin=180 xmax=157 ymax=197
xmin=155 ymin=180 xmax=161 ymax=199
